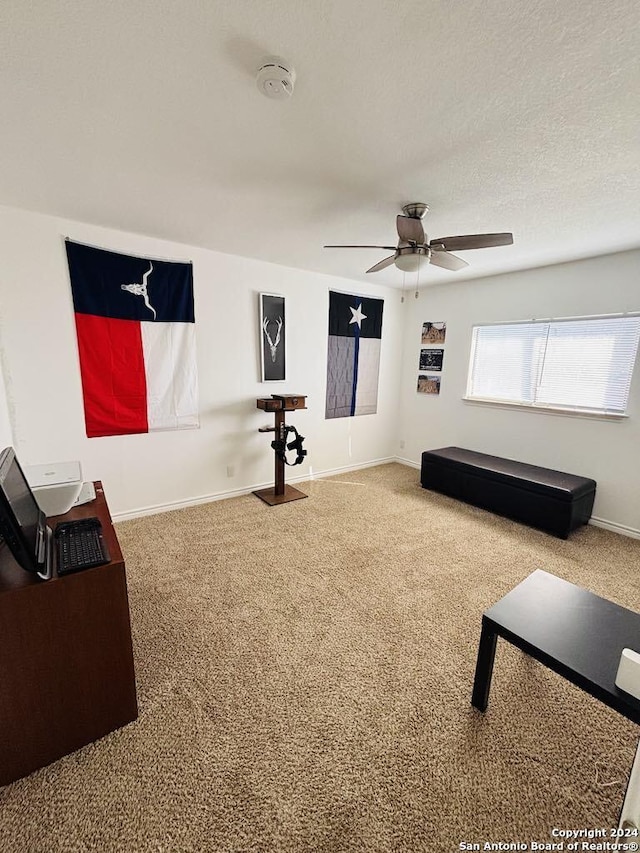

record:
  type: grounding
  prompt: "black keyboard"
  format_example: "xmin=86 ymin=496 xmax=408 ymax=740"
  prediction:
xmin=55 ymin=517 xmax=110 ymax=575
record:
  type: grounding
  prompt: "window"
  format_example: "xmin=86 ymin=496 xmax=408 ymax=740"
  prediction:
xmin=466 ymin=316 xmax=640 ymax=416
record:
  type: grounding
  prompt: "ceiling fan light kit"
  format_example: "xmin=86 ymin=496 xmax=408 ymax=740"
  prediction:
xmin=324 ymin=202 xmax=513 ymax=275
xmin=394 ymin=247 xmax=428 ymax=273
xmin=256 ymin=56 xmax=296 ymax=100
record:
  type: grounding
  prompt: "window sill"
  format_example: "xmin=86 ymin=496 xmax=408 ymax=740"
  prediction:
xmin=462 ymin=397 xmax=628 ymax=422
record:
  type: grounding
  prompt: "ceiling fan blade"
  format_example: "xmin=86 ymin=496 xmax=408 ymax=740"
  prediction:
xmin=429 ymin=250 xmax=469 ymax=271
xmin=366 ymin=254 xmax=397 ymax=274
xmin=396 ymin=215 xmax=425 ymax=245
xmin=429 ymin=233 xmax=513 ymax=252
xmin=324 ymin=244 xmax=397 ymax=250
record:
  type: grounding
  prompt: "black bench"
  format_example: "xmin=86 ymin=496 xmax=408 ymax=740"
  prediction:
xmin=420 ymin=447 xmax=596 ymax=539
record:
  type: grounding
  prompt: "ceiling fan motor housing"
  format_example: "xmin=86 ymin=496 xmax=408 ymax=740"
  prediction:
xmin=256 ymin=56 xmax=296 ymax=99
xmin=402 ymin=202 xmax=429 ymax=220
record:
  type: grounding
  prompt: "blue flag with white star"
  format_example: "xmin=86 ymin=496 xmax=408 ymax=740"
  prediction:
xmin=325 ymin=290 xmax=384 ymax=419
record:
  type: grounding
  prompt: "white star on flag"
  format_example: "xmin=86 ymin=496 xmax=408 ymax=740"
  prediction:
xmin=349 ymin=303 xmax=367 ymax=328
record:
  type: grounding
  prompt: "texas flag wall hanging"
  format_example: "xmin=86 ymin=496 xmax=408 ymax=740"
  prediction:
xmin=65 ymin=240 xmax=199 ymax=438
xmin=325 ymin=290 xmax=384 ymax=419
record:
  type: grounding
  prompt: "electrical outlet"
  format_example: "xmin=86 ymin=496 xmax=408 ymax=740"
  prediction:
xmin=226 ymin=465 xmax=235 ymax=478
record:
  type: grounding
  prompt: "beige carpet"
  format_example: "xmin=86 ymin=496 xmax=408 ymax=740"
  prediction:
xmin=1 ymin=462 xmax=639 ymax=852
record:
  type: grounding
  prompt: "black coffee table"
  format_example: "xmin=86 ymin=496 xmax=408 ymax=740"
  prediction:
xmin=472 ymin=569 xmax=640 ymax=724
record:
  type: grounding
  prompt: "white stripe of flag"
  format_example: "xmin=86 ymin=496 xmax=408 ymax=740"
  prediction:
xmin=141 ymin=323 xmax=200 ymax=431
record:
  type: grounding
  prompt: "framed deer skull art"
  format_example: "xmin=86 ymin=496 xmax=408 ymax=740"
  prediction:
xmin=259 ymin=293 xmax=286 ymax=382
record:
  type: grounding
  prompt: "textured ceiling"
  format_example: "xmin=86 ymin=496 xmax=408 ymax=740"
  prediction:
xmin=0 ymin=0 xmax=638 ymax=287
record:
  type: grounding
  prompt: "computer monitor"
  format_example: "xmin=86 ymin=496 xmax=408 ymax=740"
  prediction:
xmin=0 ymin=447 xmax=52 ymax=580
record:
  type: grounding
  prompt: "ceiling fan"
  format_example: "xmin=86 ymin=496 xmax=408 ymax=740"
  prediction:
xmin=324 ymin=203 xmax=513 ymax=274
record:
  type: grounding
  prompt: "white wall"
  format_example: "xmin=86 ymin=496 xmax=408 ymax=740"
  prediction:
xmin=0 ymin=333 xmax=13 ymax=448
xmin=0 ymin=205 xmax=403 ymax=516
xmin=0 ymin=261 xmax=13 ymax=447
xmin=398 ymin=250 xmax=640 ymax=535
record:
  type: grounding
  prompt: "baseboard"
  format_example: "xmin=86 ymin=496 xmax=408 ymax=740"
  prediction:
xmin=305 ymin=456 xmax=396 ymax=481
xmin=111 ymin=463 xmax=640 ymax=540
xmin=589 ymin=516 xmax=640 ymax=540
xmin=112 ymin=484 xmax=259 ymax=522
xmin=112 ymin=456 xmax=397 ymax=522
xmin=395 ymin=456 xmax=420 ymax=470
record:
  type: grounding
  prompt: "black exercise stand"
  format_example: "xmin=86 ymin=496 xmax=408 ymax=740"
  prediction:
xmin=253 ymin=395 xmax=308 ymax=506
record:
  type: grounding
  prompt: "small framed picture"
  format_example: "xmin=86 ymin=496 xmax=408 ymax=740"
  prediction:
xmin=417 ymin=374 xmax=441 ymax=395
xmin=419 ymin=348 xmax=443 ymax=371
xmin=259 ymin=293 xmax=286 ymax=382
xmin=421 ymin=322 xmax=446 ymax=344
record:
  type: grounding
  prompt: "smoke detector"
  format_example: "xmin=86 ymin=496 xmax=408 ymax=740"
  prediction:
xmin=256 ymin=56 xmax=296 ymax=100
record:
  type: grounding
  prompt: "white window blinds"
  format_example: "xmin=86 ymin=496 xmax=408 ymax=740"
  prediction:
xmin=467 ymin=316 xmax=640 ymax=415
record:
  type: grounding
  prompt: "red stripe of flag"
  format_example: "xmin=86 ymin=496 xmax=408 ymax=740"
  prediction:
xmin=74 ymin=313 xmax=149 ymax=437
